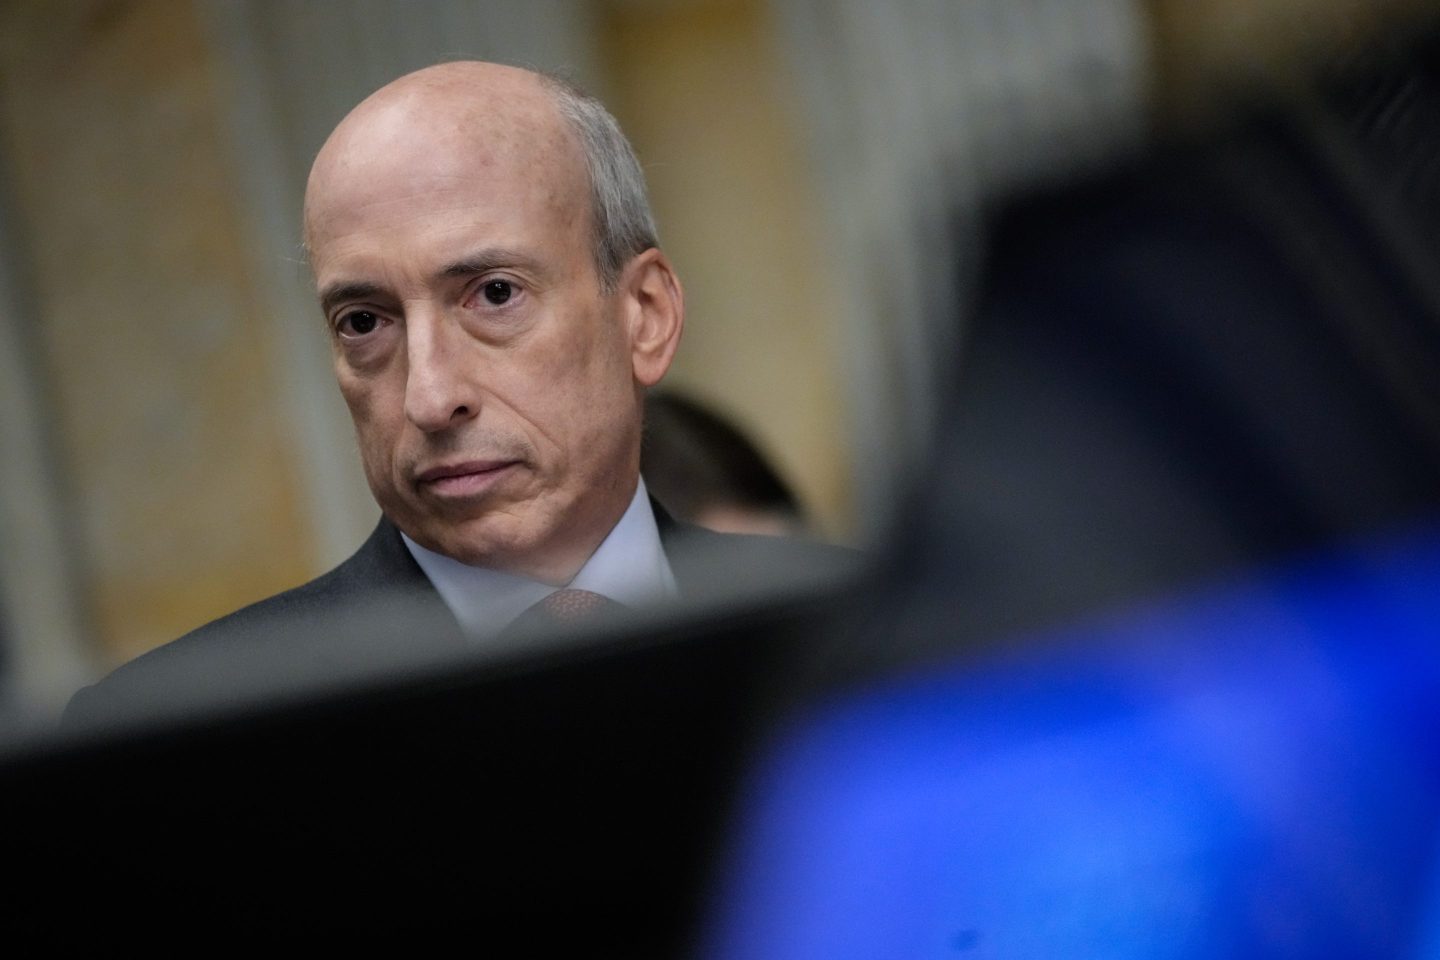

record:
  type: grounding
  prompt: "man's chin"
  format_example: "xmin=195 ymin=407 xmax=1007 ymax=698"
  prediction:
xmin=404 ymin=518 xmax=513 ymax=565
xmin=392 ymin=507 xmax=541 ymax=571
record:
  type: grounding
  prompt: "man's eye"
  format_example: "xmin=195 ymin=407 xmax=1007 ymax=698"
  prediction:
xmin=338 ymin=310 xmax=380 ymax=337
xmin=482 ymin=280 xmax=513 ymax=305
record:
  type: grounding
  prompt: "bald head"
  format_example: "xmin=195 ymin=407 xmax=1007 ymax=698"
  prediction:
xmin=306 ymin=63 xmax=583 ymax=258
xmin=306 ymin=61 xmax=657 ymax=291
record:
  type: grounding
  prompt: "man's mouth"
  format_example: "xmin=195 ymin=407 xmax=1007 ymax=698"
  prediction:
xmin=413 ymin=459 xmax=520 ymax=498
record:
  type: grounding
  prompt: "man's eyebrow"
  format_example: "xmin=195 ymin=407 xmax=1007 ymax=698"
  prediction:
xmin=316 ymin=249 xmax=546 ymax=313
xmin=436 ymin=248 xmax=546 ymax=281
xmin=318 ymin=280 xmax=385 ymax=315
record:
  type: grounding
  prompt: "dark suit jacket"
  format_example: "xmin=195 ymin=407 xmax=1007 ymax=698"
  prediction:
xmin=65 ymin=503 xmax=855 ymax=726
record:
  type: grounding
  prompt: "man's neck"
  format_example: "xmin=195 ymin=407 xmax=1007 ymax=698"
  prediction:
xmin=400 ymin=479 xmax=677 ymax=637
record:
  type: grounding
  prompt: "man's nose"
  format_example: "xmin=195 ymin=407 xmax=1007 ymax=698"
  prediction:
xmin=403 ymin=308 xmax=478 ymax=433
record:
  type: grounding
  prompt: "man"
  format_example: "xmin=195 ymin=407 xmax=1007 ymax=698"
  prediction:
xmin=67 ymin=62 xmax=847 ymax=719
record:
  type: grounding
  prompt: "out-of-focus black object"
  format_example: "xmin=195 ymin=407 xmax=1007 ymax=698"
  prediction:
xmin=0 ymin=586 xmax=847 ymax=951
xmin=860 ymin=26 xmax=1440 ymax=678
xmin=694 ymin=29 xmax=1440 ymax=959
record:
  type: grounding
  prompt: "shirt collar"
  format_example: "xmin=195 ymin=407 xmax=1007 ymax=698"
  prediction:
xmin=400 ymin=478 xmax=678 ymax=639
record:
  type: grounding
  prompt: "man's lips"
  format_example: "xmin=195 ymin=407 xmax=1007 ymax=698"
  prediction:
xmin=413 ymin=459 xmax=519 ymax=497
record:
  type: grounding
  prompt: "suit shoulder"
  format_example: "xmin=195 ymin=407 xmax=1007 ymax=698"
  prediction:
xmin=64 ymin=518 xmax=437 ymax=724
xmin=167 ymin=518 xmax=416 ymax=651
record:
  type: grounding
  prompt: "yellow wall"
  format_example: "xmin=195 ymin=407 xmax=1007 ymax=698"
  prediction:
xmin=0 ymin=0 xmax=315 ymax=664
xmin=598 ymin=0 xmax=856 ymax=539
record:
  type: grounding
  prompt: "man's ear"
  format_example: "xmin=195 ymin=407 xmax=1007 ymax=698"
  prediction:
xmin=621 ymin=248 xmax=684 ymax=387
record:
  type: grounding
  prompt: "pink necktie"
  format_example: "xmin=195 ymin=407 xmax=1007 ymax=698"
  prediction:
xmin=505 ymin=588 xmax=627 ymax=636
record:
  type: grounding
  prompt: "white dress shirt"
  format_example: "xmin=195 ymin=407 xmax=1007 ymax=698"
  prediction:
xmin=400 ymin=478 xmax=679 ymax=638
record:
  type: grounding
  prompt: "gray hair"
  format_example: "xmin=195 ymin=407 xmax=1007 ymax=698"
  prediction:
xmin=541 ymin=73 xmax=660 ymax=291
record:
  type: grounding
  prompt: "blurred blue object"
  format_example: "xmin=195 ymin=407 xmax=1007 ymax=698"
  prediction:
xmin=703 ymin=521 xmax=1440 ymax=959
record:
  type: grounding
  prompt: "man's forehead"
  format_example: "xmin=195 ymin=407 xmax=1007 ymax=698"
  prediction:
xmin=304 ymin=66 xmax=586 ymax=246
xmin=305 ymin=151 xmax=587 ymax=268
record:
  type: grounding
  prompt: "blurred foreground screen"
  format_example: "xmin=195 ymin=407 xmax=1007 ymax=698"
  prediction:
xmin=702 ymin=523 xmax=1440 ymax=958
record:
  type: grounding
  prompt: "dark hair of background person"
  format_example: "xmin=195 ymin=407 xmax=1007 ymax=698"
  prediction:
xmin=642 ymin=391 xmax=807 ymax=536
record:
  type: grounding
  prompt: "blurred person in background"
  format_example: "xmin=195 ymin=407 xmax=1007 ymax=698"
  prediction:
xmin=643 ymin=390 xmax=809 ymax=537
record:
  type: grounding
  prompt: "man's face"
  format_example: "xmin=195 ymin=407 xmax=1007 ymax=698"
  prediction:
xmin=305 ymin=88 xmax=648 ymax=583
